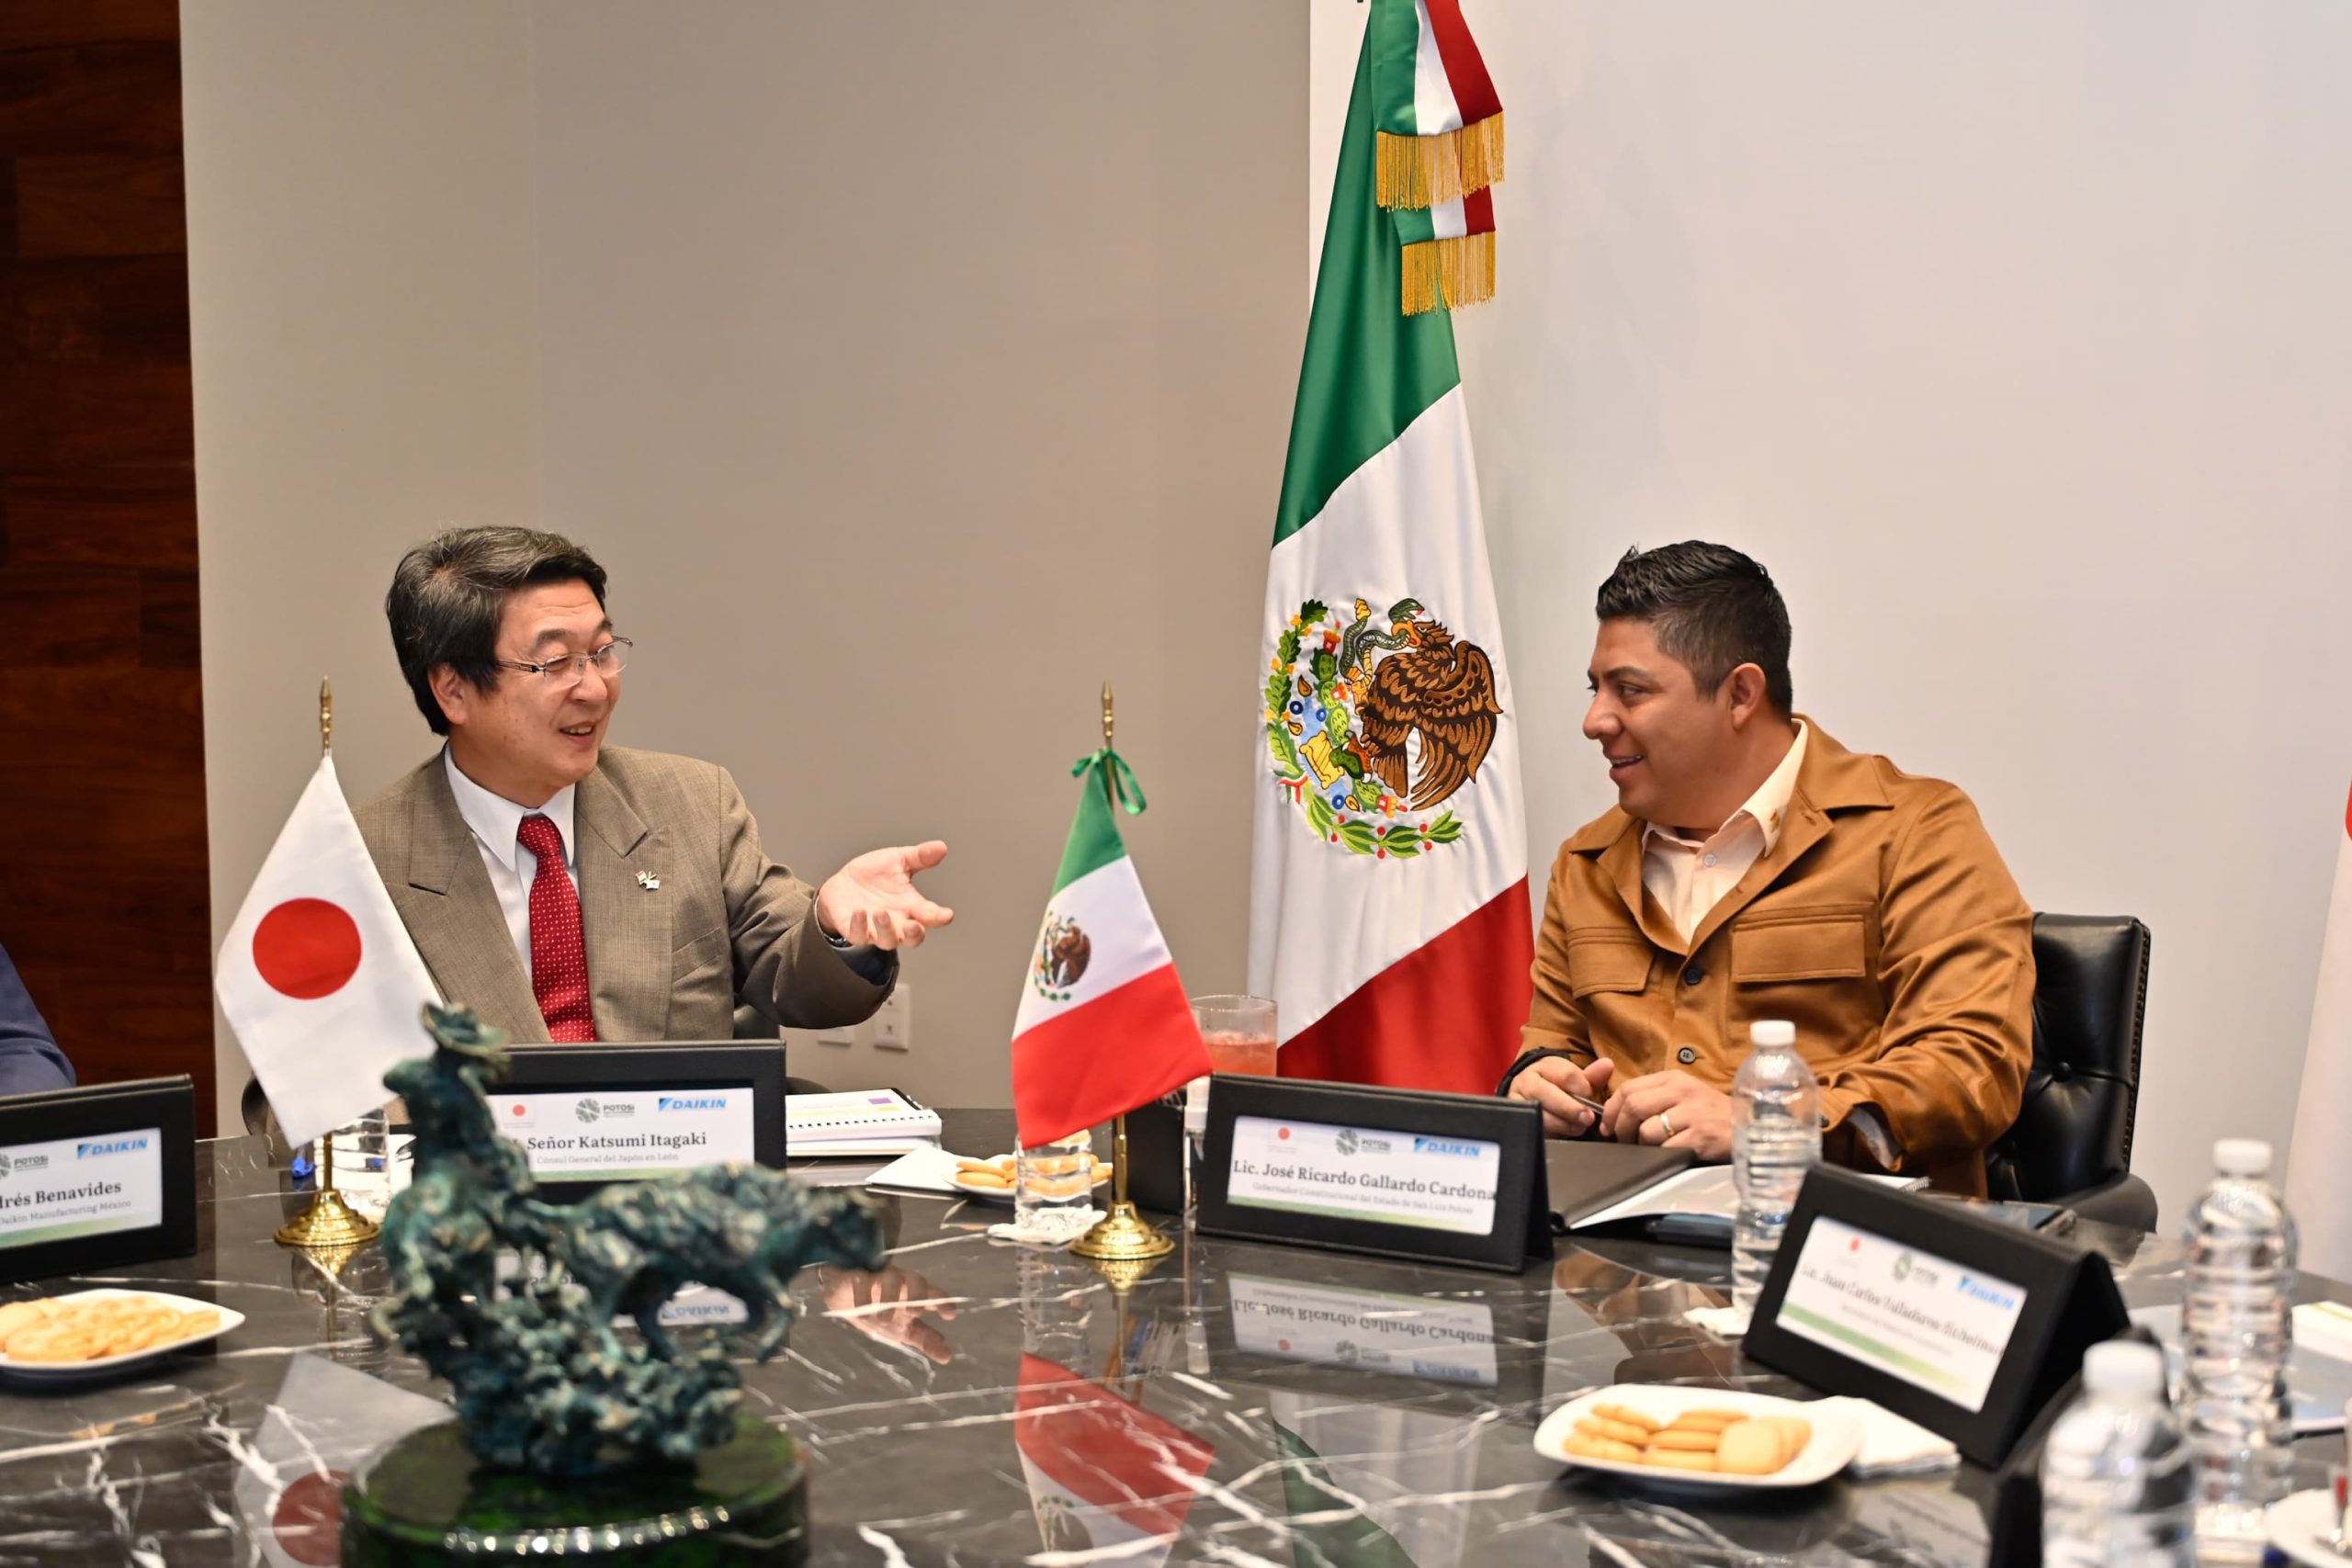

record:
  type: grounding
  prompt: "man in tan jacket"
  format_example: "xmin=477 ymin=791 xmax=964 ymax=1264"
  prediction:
xmin=1502 ymin=543 xmax=2032 ymax=1194
xmin=354 ymin=526 xmax=953 ymax=1045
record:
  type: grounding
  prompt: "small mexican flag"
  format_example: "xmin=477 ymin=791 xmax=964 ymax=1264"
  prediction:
xmin=1011 ymin=750 xmax=1210 ymax=1147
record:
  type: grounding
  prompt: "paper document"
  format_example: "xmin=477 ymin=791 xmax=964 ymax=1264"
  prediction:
xmin=863 ymin=1145 xmax=974 ymax=1196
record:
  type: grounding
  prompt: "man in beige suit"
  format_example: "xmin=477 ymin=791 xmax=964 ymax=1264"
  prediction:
xmin=354 ymin=526 xmax=952 ymax=1044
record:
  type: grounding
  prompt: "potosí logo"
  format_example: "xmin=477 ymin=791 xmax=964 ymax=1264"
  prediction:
xmin=658 ymin=1095 xmax=729 ymax=1112
xmin=1413 ymin=1136 xmax=1483 ymax=1157
xmin=575 ymin=1098 xmax=602 ymax=1124
xmin=78 ymin=1136 xmax=149 ymax=1159
xmin=0 ymin=1154 xmax=13 ymax=1181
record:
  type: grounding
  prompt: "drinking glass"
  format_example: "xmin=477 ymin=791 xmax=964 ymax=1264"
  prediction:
xmin=1182 ymin=995 xmax=1278 ymax=1215
xmin=1014 ymin=1130 xmax=1098 ymax=1232
xmin=1191 ymin=995 xmax=1278 ymax=1076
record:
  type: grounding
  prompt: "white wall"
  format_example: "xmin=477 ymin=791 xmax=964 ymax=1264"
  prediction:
xmin=182 ymin=1 xmax=545 ymax=1129
xmin=1313 ymin=0 xmax=2352 ymax=1224
xmin=185 ymin=2 xmax=1305 ymax=1122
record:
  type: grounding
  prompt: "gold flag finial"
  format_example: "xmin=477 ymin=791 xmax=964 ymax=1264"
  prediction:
xmin=320 ymin=679 xmax=334 ymax=756
xmin=1101 ymin=680 xmax=1114 ymax=750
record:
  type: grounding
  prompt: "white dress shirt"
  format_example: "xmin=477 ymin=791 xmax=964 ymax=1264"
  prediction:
xmin=443 ymin=747 xmax=578 ymax=987
xmin=1640 ymin=722 xmax=1808 ymax=943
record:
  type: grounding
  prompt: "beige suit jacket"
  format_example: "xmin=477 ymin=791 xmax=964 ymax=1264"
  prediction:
xmin=354 ymin=746 xmax=892 ymax=1043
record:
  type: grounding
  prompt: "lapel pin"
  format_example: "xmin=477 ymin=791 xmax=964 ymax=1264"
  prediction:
xmin=637 ymin=872 xmax=662 ymax=891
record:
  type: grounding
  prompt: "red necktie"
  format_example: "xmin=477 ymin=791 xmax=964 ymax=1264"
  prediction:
xmin=516 ymin=814 xmax=597 ymax=1042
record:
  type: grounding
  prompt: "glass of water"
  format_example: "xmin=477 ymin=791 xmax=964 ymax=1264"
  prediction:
xmin=1014 ymin=1129 xmax=1098 ymax=1232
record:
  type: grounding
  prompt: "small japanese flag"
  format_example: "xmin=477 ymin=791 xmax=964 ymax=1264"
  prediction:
xmin=232 ymin=1353 xmax=448 ymax=1567
xmin=215 ymin=756 xmax=438 ymax=1149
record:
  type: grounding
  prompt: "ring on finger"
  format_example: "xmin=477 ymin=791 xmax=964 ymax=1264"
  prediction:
xmin=1658 ymin=1110 xmax=1676 ymax=1138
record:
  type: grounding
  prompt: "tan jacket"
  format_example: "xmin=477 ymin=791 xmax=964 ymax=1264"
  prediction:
xmin=1524 ymin=721 xmax=2033 ymax=1194
xmin=354 ymin=746 xmax=891 ymax=1043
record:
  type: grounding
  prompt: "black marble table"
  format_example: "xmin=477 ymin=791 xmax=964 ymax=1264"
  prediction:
xmin=0 ymin=1113 xmax=2333 ymax=1567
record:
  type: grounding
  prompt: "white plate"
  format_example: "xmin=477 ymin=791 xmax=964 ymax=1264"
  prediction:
xmin=1532 ymin=1385 xmax=1861 ymax=1493
xmin=948 ymin=1156 xmax=1110 ymax=1207
xmin=0 ymin=1289 xmax=244 ymax=1383
xmin=2267 ymin=1490 xmax=2352 ymax=1567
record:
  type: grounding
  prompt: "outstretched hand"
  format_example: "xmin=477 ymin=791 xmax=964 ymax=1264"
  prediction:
xmin=816 ymin=841 xmax=954 ymax=951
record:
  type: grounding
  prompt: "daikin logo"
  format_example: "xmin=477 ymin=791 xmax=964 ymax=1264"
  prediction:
xmin=658 ymin=1096 xmax=728 ymax=1112
xmin=1412 ymin=1137 xmax=1483 ymax=1157
xmin=77 ymin=1137 xmax=148 ymax=1158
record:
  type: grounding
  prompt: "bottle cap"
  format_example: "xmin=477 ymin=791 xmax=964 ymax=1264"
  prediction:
xmin=2213 ymin=1138 xmax=2273 ymax=1178
xmin=2081 ymin=1340 xmax=2165 ymax=1401
xmin=1749 ymin=1021 xmax=1795 ymax=1048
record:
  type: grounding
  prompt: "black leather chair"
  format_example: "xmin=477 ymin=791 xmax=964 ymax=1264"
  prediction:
xmin=733 ymin=1003 xmax=829 ymax=1097
xmin=1982 ymin=914 xmax=2158 ymax=1232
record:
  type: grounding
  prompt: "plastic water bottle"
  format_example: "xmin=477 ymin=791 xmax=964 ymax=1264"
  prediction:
xmin=2181 ymin=1136 xmax=2298 ymax=1559
xmin=2040 ymin=1339 xmax=2193 ymax=1566
xmin=1731 ymin=1019 xmax=1821 ymax=1315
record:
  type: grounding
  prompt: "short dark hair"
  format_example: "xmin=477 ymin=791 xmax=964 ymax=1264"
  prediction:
xmin=386 ymin=526 xmax=609 ymax=735
xmin=1595 ymin=541 xmax=1793 ymax=715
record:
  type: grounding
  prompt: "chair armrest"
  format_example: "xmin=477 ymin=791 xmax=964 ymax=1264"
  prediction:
xmin=2055 ymin=1171 xmax=2157 ymax=1234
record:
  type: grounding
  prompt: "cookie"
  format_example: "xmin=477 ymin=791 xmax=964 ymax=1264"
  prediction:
xmin=1575 ymin=1414 xmax=1654 ymax=1447
xmin=1761 ymin=1416 xmax=1812 ymax=1462
xmin=1590 ymin=1403 xmax=1659 ymax=1434
xmin=0 ymin=1301 xmax=49 ymax=1340
xmin=1713 ymin=1416 xmax=1813 ymax=1475
xmin=0 ymin=1296 xmax=220 ymax=1362
xmin=1645 ymin=1427 xmax=1721 ymax=1452
xmin=1640 ymin=1448 xmax=1718 ymax=1472
xmin=4 ymin=1321 xmax=106 ymax=1363
xmin=1713 ymin=1419 xmax=1786 ymax=1475
xmin=1565 ymin=1432 xmax=1644 ymax=1463
xmin=1665 ymin=1409 xmax=1746 ymax=1431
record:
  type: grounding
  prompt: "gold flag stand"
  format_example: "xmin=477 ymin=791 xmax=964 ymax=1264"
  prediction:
xmin=275 ymin=679 xmax=384 ymax=1251
xmin=1071 ymin=682 xmax=1174 ymax=1265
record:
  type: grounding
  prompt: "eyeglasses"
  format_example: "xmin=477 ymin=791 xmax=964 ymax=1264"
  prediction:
xmin=493 ymin=637 xmax=632 ymax=687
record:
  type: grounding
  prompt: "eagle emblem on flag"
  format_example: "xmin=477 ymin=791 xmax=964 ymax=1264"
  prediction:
xmin=1264 ymin=595 xmax=1502 ymax=858
xmin=1031 ymin=913 xmax=1091 ymax=1001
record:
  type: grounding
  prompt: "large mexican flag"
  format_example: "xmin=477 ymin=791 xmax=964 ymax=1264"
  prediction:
xmin=1248 ymin=3 xmax=1530 ymax=1095
xmin=1012 ymin=752 xmax=1211 ymax=1147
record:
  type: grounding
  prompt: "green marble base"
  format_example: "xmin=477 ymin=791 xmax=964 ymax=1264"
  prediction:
xmin=341 ymin=1413 xmax=806 ymax=1565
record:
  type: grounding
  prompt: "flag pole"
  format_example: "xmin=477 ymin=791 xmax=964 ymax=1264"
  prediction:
xmin=275 ymin=678 xmax=384 ymax=1251
xmin=1072 ymin=681 xmax=1175 ymax=1265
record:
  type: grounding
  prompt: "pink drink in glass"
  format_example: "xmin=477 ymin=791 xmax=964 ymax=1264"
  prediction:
xmin=1201 ymin=1029 xmax=1278 ymax=1077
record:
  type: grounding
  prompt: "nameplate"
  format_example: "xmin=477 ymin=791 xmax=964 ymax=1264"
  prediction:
xmin=1227 ymin=1273 xmax=1500 ymax=1387
xmin=1194 ymin=1076 xmax=1547 ymax=1273
xmin=0 ymin=1077 xmax=196 ymax=1284
xmin=496 ymin=1043 xmax=785 ymax=1200
xmin=1741 ymin=1167 xmax=2128 ymax=1466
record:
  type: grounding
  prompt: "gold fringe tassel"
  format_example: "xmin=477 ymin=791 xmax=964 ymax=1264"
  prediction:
xmin=1398 ymin=231 xmax=1497 ymax=317
xmin=1375 ymin=113 xmax=1506 ymax=210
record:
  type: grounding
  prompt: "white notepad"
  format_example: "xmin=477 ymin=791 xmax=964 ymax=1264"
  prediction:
xmin=784 ymin=1088 xmax=941 ymax=1150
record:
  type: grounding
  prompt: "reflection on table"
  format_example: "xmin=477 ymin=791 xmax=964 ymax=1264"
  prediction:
xmin=0 ymin=1111 xmax=2333 ymax=1567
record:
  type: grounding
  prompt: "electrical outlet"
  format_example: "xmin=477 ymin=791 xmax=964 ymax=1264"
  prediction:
xmin=873 ymin=987 xmax=911 ymax=1051
xmin=815 ymin=1024 xmax=855 ymax=1048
